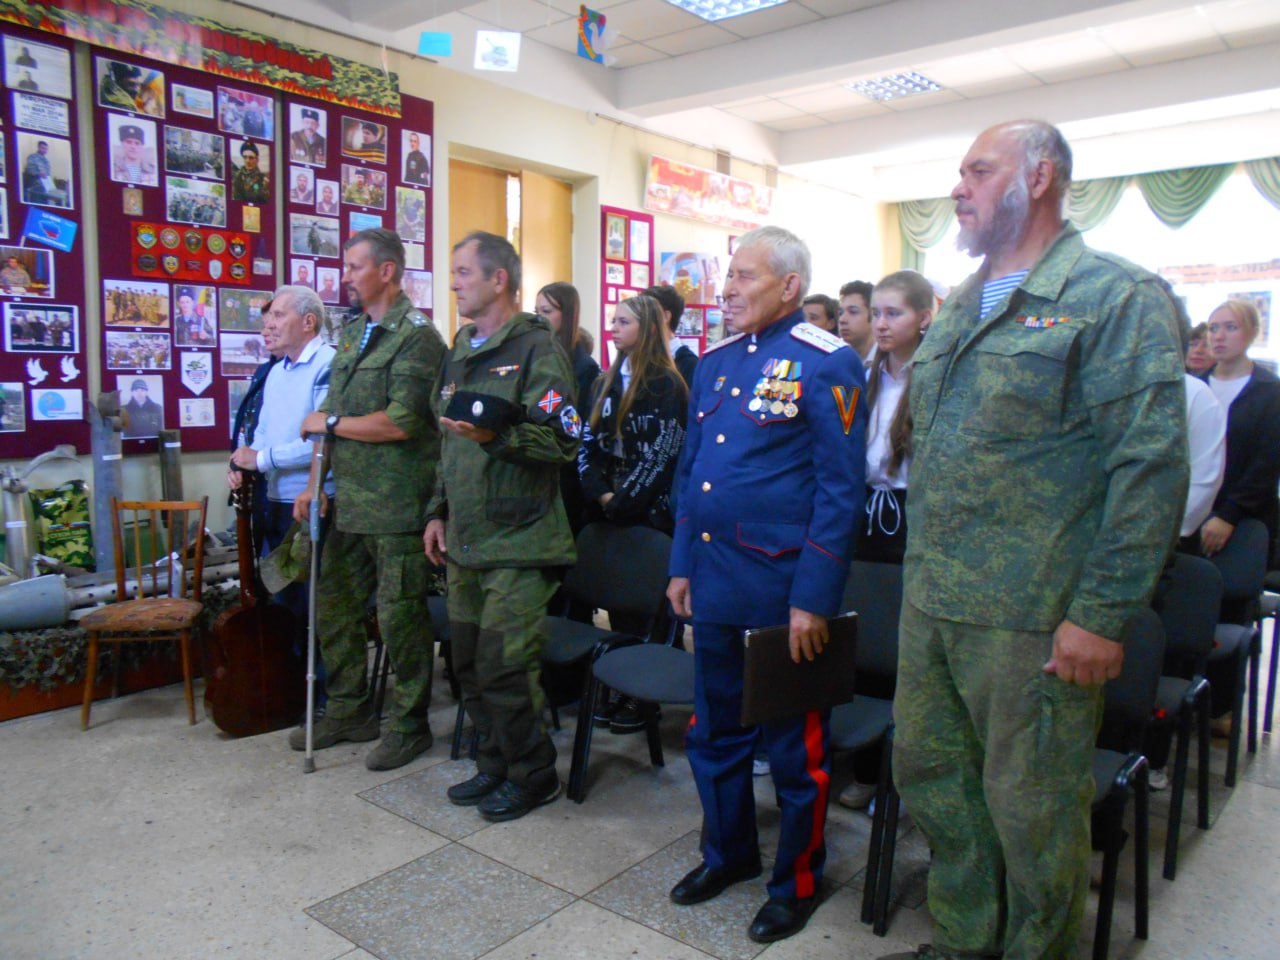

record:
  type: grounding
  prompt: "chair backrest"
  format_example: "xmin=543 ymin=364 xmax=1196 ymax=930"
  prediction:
xmin=1208 ymin=517 xmax=1268 ymax=603
xmin=839 ymin=560 xmax=903 ymax=682
xmin=1098 ymin=607 xmax=1166 ymax=754
xmin=561 ymin=522 xmax=672 ymax=621
xmin=1152 ymin=553 xmax=1222 ymax=664
xmin=110 ymin=497 xmax=208 ymax=603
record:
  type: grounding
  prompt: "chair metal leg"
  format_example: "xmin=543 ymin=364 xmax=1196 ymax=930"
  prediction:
xmin=179 ymin=629 xmax=196 ymax=724
xmin=1225 ymin=650 xmax=1248 ymax=787
xmin=80 ymin=632 xmax=100 ymax=730
xmin=861 ymin=736 xmax=892 ymax=924
xmin=873 ymin=775 xmax=900 ymax=936
xmin=567 ymin=674 xmax=602 ymax=803
xmin=1163 ymin=707 xmax=1191 ymax=880
xmin=449 ymin=701 xmax=467 ymax=760
xmin=644 ymin=702 xmax=664 ymax=767
xmin=1247 ymin=632 xmax=1260 ymax=754
xmin=1093 ymin=798 xmax=1121 ymax=960
xmin=1195 ymin=687 xmax=1211 ymax=830
xmin=1134 ymin=762 xmax=1150 ymax=940
xmin=1266 ymin=617 xmax=1279 ymax=733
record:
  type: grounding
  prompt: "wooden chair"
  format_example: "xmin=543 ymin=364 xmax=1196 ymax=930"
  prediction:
xmin=80 ymin=498 xmax=208 ymax=730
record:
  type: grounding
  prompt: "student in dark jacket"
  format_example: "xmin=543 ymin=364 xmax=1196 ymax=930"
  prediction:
xmin=643 ymin=283 xmax=698 ymax=386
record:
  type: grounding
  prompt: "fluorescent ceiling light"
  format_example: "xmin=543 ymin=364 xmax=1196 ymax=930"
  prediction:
xmin=847 ymin=71 xmax=942 ymax=102
xmin=662 ymin=0 xmax=790 ymax=24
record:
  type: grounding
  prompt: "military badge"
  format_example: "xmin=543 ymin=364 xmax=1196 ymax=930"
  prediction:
xmin=160 ymin=227 xmax=181 ymax=249
xmin=207 ymin=234 xmax=227 ymax=255
xmin=1017 ymin=316 xmax=1069 ymax=329
xmin=185 ymin=259 xmax=202 ymax=272
xmin=161 ymin=254 xmax=180 ymax=275
xmin=229 ymin=238 xmax=248 ymax=259
xmin=560 ymin=405 xmax=582 ymax=439
xmin=490 ymin=364 xmax=520 ymax=376
xmin=230 ymin=263 xmax=248 ymax=280
xmin=441 ymin=382 xmax=456 ymax=403
xmin=136 ymin=226 xmax=157 ymax=249
xmin=537 ymin=389 xmax=564 ymax=414
xmin=137 ymin=253 xmax=157 ymax=272
xmin=713 ymin=376 xmax=726 ymax=392
xmin=832 ymin=385 xmax=861 ymax=436
xmin=184 ymin=230 xmax=203 ymax=253
xmin=208 ymin=260 xmax=223 ymax=280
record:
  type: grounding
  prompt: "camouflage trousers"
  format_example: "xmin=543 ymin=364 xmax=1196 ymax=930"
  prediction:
xmin=316 ymin=526 xmax=434 ymax=734
xmin=893 ymin=600 xmax=1103 ymax=960
xmin=446 ymin=563 xmax=558 ymax=791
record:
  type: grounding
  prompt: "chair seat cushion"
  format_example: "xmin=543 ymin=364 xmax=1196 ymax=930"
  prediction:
xmin=1092 ymin=748 xmax=1130 ymax=806
xmin=829 ymin=696 xmax=894 ymax=751
xmin=542 ymin=616 xmax=616 ymax=664
xmin=80 ymin=597 xmax=203 ymax=633
xmin=593 ymin=644 xmax=694 ymax=704
xmin=1209 ymin=623 xmax=1256 ymax=661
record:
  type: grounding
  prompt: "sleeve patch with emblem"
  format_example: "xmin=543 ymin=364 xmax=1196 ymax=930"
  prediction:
xmin=560 ymin=404 xmax=582 ymax=438
xmin=538 ymin=389 xmax=564 ymax=414
xmin=832 ymin=385 xmax=860 ymax=435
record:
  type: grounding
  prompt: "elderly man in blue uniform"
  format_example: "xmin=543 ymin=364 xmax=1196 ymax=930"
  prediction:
xmin=666 ymin=225 xmax=867 ymax=943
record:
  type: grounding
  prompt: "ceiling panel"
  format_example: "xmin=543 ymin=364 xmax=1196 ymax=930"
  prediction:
xmin=1201 ymin=0 xmax=1280 ymax=33
xmin=607 ymin=41 xmax=669 ymax=66
xmin=600 ymin=0 xmax=705 ymax=42
xmin=647 ymin=23 xmax=739 ymax=55
xmin=880 ymin=88 xmax=963 ymax=112
xmin=794 ymin=0 xmax=889 ymax=17
xmin=775 ymin=85 xmax=868 ymax=113
xmin=765 ymin=114 xmax=832 ymax=131
xmin=950 ymin=72 xmax=1043 ymax=100
xmin=813 ymin=101 xmax=891 ymax=123
xmin=715 ymin=1 xmax=822 ymax=38
xmin=913 ymin=49 xmax=1027 ymax=87
xmin=465 ymin=0 xmax=573 ymax=31
xmin=524 ymin=19 xmax=584 ymax=53
xmin=725 ymin=98 xmax=807 ymax=122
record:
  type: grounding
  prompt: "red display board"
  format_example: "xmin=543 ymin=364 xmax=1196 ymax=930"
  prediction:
xmin=598 ymin=205 xmax=653 ymax=370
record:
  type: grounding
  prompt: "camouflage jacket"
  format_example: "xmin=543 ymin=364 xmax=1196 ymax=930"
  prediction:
xmin=427 ymin=312 xmax=578 ymax=569
xmin=904 ymin=225 xmax=1188 ymax=640
xmin=321 ymin=291 xmax=445 ymax=534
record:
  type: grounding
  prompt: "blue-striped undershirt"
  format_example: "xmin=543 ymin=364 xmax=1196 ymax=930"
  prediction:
xmin=357 ymin=320 xmax=376 ymax=353
xmin=981 ymin=270 xmax=1028 ymax=318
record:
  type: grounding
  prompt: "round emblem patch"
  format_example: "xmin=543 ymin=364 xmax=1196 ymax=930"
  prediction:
xmin=160 ymin=228 xmax=181 ymax=249
xmin=207 ymin=234 xmax=226 ymax=255
xmin=137 ymin=253 xmax=158 ymax=271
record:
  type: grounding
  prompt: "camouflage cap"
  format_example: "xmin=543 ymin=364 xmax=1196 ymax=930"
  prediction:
xmin=259 ymin=522 xmax=311 ymax=594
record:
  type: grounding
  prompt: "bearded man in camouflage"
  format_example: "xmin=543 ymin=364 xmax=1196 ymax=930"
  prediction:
xmin=881 ymin=121 xmax=1188 ymax=960
xmin=292 ymin=228 xmax=445 ymax=771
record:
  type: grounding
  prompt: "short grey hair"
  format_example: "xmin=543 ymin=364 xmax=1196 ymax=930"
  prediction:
xmin=345 ymin=227 xmax=405 ymax=283
xmin=453 ymin=231 xmax=521 ymax=300
xmin=734 ymin=226 xmax=811 ymax=300
xmin=274 ymin=284 xmax=325 ymax=331
xmin=1007 ymin=119 xmax=1073 ymax=201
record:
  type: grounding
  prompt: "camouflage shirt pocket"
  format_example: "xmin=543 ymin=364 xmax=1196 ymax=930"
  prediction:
xmin=962 ymin=325 xmax=1082 ymax=440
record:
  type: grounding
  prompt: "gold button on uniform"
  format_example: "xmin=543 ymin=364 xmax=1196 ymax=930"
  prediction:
xmin=701 ymin=481 xmax=711 ymax=491
xmin=731 ymin=387 xmax=741 ymax=396
xmin=701 ymin=532 xmax=711 ymax=542
xmin=716 ymin=434 xmax=725 ymax=443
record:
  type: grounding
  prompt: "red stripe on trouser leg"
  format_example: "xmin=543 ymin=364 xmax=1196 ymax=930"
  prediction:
xmin=792 ymin=709 xmax=829 ymax=899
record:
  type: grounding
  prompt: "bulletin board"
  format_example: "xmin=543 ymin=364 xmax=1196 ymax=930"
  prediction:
xmin=0 ymin=25 xmax=90 ymax=458
xmin=599 ymin=205 xmax=653 ymax=370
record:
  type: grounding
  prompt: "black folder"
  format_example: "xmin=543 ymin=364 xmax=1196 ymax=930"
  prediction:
xmin=740 ymin=611 xmax=857 ymax=726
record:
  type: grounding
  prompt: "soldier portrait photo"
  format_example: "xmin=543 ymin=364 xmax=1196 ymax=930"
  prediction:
xmin=289 ymin=165 xmax=315 ymax=205
xmin=230 ymin=140 xmax=270 ymax=204
xmin=0 ymin=245 xmax=54 ymax=298
xmin=106 ymin=331 xmax=172 ymax=372
xmin=401 ymin=130 xmax=431 ymax=186
xmin=340 ymin=117 xmax=387 ymax=165
xmin=289 ymin=213 xmax=340 ymax=258
xmin=18 ymin=133 xmax=73 ymax=209
xmin=288 ymin=103 xmax=327 ymax=166
xmin=219 ymin=288 xmax=272 ymax=332
xmin=315 ymin=179 xmax=340 ymax=216
xmin=4 ymin=303 xmax=78 ymax=353
xmin=103 ymin=279 xmax=168 ymax=328
xmin=163 ymin=126 xmax=224 ymax=180
xmin=166 ymin=175 xmax=227 ymax=227
xmin=108 ymin=114 xmax=159 ymax=187
xmin=217 ymin=85 xmax=273 ymax=138
xmin=341 ymin=164 xmax=387 ymax=210
xmin=4 ymin=38 xmax=71 ymax=100
xmin=118 ymin=375 xmax=166 ymax=439
xmin=94 ymin=56 xmax=164 ymax=117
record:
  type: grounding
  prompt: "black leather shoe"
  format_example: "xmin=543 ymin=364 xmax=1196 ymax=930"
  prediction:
xmin=669 ymin=860 xmax=762 ymax=905
xmin=747 ymin=895 xmax=817 ymax=943
xmin=447 ymin=772 xmax=504 ymax=806
xmin=477 ymin=778 xmax=561 ymax=822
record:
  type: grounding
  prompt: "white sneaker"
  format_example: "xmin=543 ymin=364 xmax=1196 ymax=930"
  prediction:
xmin=1148 ymin=768 xmax=1169 ymax=791
xmin=837 ymin=781 xmax=877 ymax=810
xmin=752 ymin=757 xmax=771 ymax=777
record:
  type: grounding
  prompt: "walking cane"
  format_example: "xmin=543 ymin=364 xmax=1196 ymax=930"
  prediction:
xmin=303 ymin=434 xmax=332 ymax=774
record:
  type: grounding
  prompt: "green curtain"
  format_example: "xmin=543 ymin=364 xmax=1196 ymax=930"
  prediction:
xmin=1137 ymin=164 xmax=1233 ymax=229
xmin=1067 ymin=176 xmax=1127 ymax=232
xmin=1244 ymin=157 xmax=1280 ymax=211
xmin=898 ymin=198 xmax=953 ymax=270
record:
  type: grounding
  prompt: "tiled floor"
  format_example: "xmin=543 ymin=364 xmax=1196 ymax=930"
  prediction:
xmin=2 ymin=654 xmax=1278 ymax=960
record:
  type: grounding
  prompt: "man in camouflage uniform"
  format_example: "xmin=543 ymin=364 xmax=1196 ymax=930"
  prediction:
xmin=231 ymin=140 xmax=269 ymax=204
xmin=882 ymin=121 xmax=1188 ymax=960
xmin=291 ymin=228 xmax=445 ymax=771
xmin=424 ymin=231 xmax=579 ymax=822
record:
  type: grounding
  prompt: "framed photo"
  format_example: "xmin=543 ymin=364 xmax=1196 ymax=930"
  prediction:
xmin=287 ymin=103 xmax=327 ymax=166
xmin=227 ymin=379 xmax=250 ymax=439
xmin=606 ymin=287 xmax=616 ymax=303
xmin=705 ymin=307 xmax=725 ymax=344
xmin=290 ymin=259 xmax=315 ymax=288
xmin=118 ymin=374 xmax=166 ymax=439
xmin=348 ymin=211 xmax=382 ymax=237
xmin=4 ymin=302 xmax=77 ymax=353
xmin=316 ymin=267 xmax=340 ymax=303
xmin=403 ymin=270 xmax=432 ymax=310
xmin=178 ymin=397 xmax=215 ymax=427
xmin=16 ymin=132 xmax=73 ymax=209
xmin=219 ymin=288 xmax=272 ymax=332
xmin=229 ymin=139 xmax=270 ymax=204
xmin=629 ymin=220 xmax=650 ymax=263
xmin=220 ymin=332 xmax=271 ymax=377
xmin=340 ymin=116 xmax=387 ymax=164
xmin=0 ymin=133 xmax=5 ymax=183
xmin=12 ymin=92 xmax=70 ymax=137
xmin=315 ymin=179 xmax=339 ymax=215
xmin=0 ymin=192 xmax=7 ymax=240
xmin=173 ymin=284 xmax=218 ymax=347
xmin=5 ymin=38 xmax=71 ymax=100
xmin=404 ymin=243 xmax=424 ymax=270
xmin=106 ymin=332 xmax=172 ymax=370
xmin=322 ymin=306 xmax=358 ymax=346
xmin=216 ymin=85 xmax=273 ymax=138
xmin=630 ymin=263 xmax=650 ymax=288
xmin=340 ymin=164 xmax=387 ymax=209
xmin=166 ymin=176 xmax=226 ymax=227
xmin=122 ymin=188 xmax=142 ymax=216
xmin=163 ymin=125 xmax=223 ymax=181
xmin=394 ymin=186 xmax=426 ymax=243
xmin=289 ymin=213 xmax=341 ymax=258
xmin=288 ymin=165 xmax=315 ymax=205
xmin=0 ymin=244 xmax=54 ymax=297
xmin=32 ymin=388 xmax=84 ymax=422
xmin=103 ymin=279 xmax=169 ymax=328
xmin=605 ymin=262 xmax=626 ymax=285
xmin=605 ymin=213 xmax=627 ymax=260
xmin=401 ymin=130 xmax=431 ymax=186
xmin=108 ymin=113 xmax=159 ymax=187
xmin=95 ymin=56 xmax=164 ymax=117
xmin=171 ymin=83 xmax=213 ymax=119
xmin=0 ymin=382 xmax=25 ymax=433
xmin=677 ymin=306 xmax=704 ymax=336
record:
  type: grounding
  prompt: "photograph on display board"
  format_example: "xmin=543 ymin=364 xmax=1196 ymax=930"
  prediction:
xmin=171 ymin=83 xmax=213 ymax=119
xmin=242 ymin=205 xmax=260 ymax=233
xmin=705 ymin=307 xmax=725 ymax=344
xmin=677 ymin=306 xmax=704 ymax=336
xmin=316 ymin=267 xmax=340 ymax=303
xmin=394 ymin=186 xmax=426 ymax=243
xmin=340 ymin=117 xmax=387 ymax=164
xmin=179 ymin=396 xmax=215 ymax=428
xmin=0 ymin=244 xmax=53 ymax=297
xmin=108 ymin=114 xmax=159 ymax=186
xmin=341 ymin=164 xmax=386 ymax=209
xmin=4 ymin=302 xmax=77 ymax=353
xmin=288 ymin=103 xmax=327 ymax=166
xmin=0 ymin=192 xmax=7 ymax=240
xmin=290 ymin=259 xmax=315 ymax=288
xmin=216 ymin=86 xmax=272 ymax=138
xmin=629 ymin=220 xmax=650 ymax=263
xmin=229 ymin=139 xmax=269 ymax=204
xmin=173 ymin=284 xmax=217 ymax=346
xmin=630 ymin=263 xmax=650 ymax=288
xmin=289 ymin=166 xmax=315 ymax=205
xmin=227 ymin=378 xmax=249 ymax=439
xmin=315 ymin=179 xmax=339 ymax=215
xmin=348 ymin=211 xmax=382 ymax=237
xmin=17 ymin=132 xmax=72 ymax=209
xmin=605 ymin=214 xmax=627 ymax=260
xmin=289 ymin=213 xmax=340 ymax=258
xmin=163 ymin=125 xmax=223 ymax=180
xmin=604 ymin=263 xmax=625 ymax=285
xmin=106 ymin=331 xmax=171 ymax=371
xmin=0 ymin=383 xmax=25 ymax=433
xmin=322 ymin=306 xmax=358 ymax=346
xmin=404 ymin=270 xmax=432 ymax=311
xmin=0 ymin=133 xmax=6 ymax=182
xmin=404 ymin=243 xmax=424 ymax=270
xmin=32 ymin=388 xmax=84 ymax=423
xmin=219 ymin=288 xmax=272 ymax=331
xmin=122 ymin=188 xmax=142 ymax=216
xmin=166 ymin=175 xmax=227 ymax=227
xmin=5 ymin=38 xmax=71 ymax=100
xmin=401 ymin=130 xmax=431 ymax=186
xmin=118 ymin=374 xmax=165 ymax=439
xmin=95 ymin=57 xmax=164 ymax=117
xmin=659 ymin=252 xmax=723 ymax=306
xmin=13 ymin=92 xmax=71 ymax=137
xmin=104 ymin=279 xmax=169 ymax=328
xmin=220 ymin=332 xmax=270 ymax=377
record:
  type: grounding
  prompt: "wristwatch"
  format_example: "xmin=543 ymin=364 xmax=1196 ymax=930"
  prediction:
xmin=325 ymin=414 xmax=341 ymax=435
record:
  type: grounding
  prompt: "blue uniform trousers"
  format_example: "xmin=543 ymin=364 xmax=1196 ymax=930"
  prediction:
xmin=687 ymin=621 xmax=831 ymax=900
